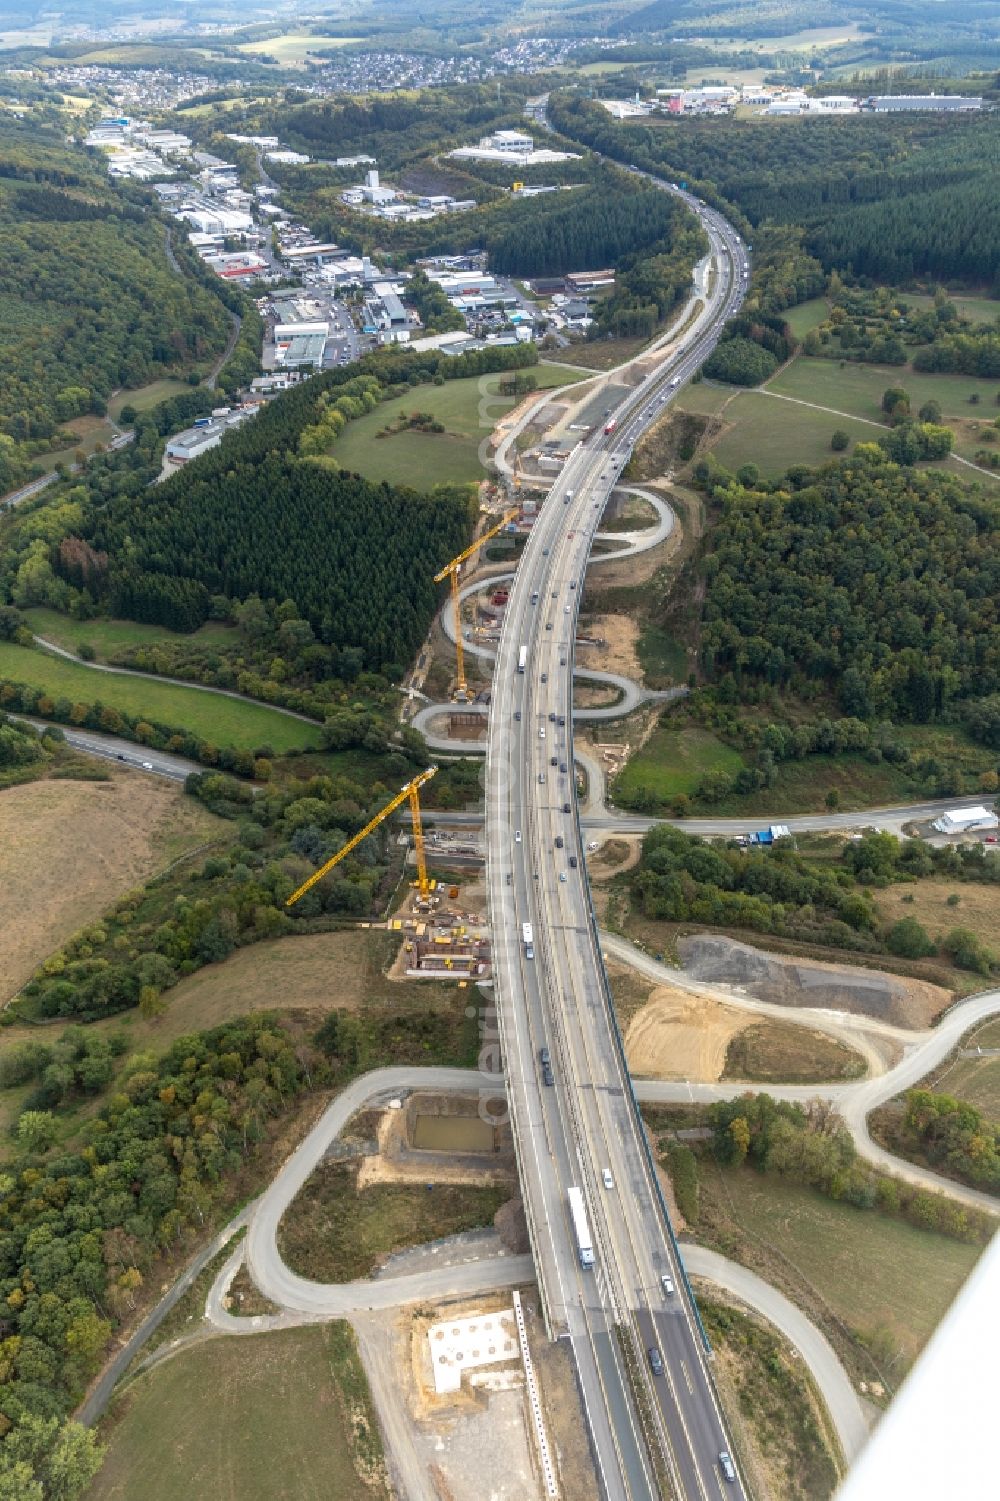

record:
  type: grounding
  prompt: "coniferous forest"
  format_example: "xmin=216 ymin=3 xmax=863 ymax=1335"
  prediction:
xmin=551 ymin=97 xmax=1000 ymax=285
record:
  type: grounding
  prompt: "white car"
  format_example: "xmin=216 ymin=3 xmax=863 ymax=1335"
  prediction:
xmin=602 ymin=1169 xmax=614 ymax=1189
xmin=515 ymin=830 xmax=522 ymax=843
xmin=539 ymin=727 xmax=545 ymax=739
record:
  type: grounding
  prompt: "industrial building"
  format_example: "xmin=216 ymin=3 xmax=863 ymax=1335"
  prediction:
xmin=865 ymin=94 xmax=982 ymax=111
xmin=164 ymin=409 xmax=251 ymax=465
xmin=272 ymin=320 xmax=329 ymax=370
xmin=932 ymin=806 xmax=999 ymax=836
xmin=450 ymin=130 xmax=580 ymax=165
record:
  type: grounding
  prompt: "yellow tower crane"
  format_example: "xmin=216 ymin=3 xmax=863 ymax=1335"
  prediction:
xmin=434 ymin=509 xmax=518 ymax=701
xmin=285 ymin=765 xmax=438 ymax=908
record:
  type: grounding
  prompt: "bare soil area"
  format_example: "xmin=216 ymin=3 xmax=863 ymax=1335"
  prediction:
xmin=0 ymin=773 xmax=224 ymax=1003
xmin=576 ymin=613 xmax=643 ymax=682
xmin=678 ymin=933 xmax=951 ymax=1029
xmin=592 ymin=508 xmax=681 ymax=588
xmin=624 ymin=983 xmax=747 ymax=1081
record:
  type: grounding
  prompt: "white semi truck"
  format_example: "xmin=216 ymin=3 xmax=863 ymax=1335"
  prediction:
xmin=568 ymin=1185 xmax=595 ymax=1268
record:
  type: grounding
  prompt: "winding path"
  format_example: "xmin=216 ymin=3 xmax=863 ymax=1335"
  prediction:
xmin=211 ymin=1064 xmax=868 ymax=1463
xmin=31 ymin=635 xmax=322 ymax=729
xmin=412 ymin=487 xmax=684 ymax=749
xmin=606 ymin=936 xmax=1000 ymax=1215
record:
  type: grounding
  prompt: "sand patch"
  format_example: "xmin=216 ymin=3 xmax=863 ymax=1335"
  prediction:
xmin=624 ymin=983 xmax=749 ymax=1082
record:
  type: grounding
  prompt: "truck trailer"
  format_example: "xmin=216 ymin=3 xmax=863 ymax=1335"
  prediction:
xmin=568 ymin=1186 xmax=595 ymax=1268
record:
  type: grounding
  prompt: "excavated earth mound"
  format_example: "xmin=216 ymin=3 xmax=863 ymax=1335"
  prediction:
xmin=677 ymin=934 xmax=951 ymax=1030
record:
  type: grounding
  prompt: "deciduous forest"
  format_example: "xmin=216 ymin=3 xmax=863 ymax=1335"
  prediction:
xmin=0 ymin=118 xmax=232 ymax=493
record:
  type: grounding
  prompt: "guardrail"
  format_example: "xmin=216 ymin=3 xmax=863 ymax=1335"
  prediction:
xmin=566 ymin=530 xmax=714 ymax=1357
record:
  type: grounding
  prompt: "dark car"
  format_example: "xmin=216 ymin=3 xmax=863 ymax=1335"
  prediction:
xmin=555 ymin=835 xmax=564 ymax=848
xmin=514 ymin=711 xmax=521 ymax=721
xmin=548 ymin=712 xmax=556 ymax=722
xmin=551 ymin=755 xmax=557 ymax=766
xmin=542 ymin=1064 xmax=554 ymax=1087
xmin=558 ymin=715 xmax=566 ymax=727
xmin=569 ymin=855 xmax=578 ymax=868
xmin=559 ymin=762 xmax=567 ymax=773
xmin=563 ymin=802 xmax=571 ymax=813
xmin=647 ymin=1347 xmax=663 ymax=1377
xmin=539 ymin=1047 xmax=550 ymax=1066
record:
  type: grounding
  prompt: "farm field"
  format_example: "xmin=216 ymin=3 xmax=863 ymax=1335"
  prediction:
xmin=0 ymin=640 xmax=322 ymax=752
xmin=236 ymin=32 xmax=362 ymax=63
xmin=88 ymin=1325 xmax=388 ymax=1501
xmin=332 ymin=368 xmax=586 ymax=487
xmin=24 ymin=608 xmax=241 ymax=663
xmin=709 ymin=390 xmax=876 ymax=476
xmin=0 ymin=772 xmax=225 ymax=1005
xmin=768 ymin=354 xmax=1000 ymax=422
xmin=697 ymin=1162 xmax=980 ymax=1367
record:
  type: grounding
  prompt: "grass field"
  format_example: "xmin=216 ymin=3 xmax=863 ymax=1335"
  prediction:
xmin=332 ymin=368 xmax=585 ymax=487
xmin=89 ymin=1325 xmax=389 ymax=1501
xmin=709 ymin=391 xmax=877 ymax=476
xmin=615 ymin=712 xmax=994 ymax=817
xmin=698 ymin=1162 xmax=980 ymax=1367
xmin=107 ymin=380 xmax=192 ymax=421
xmin=236 ymin=32 xmax=362 ymax=63
xmin=673 ymin=381 xmax=734 ymax=417
xmin=722 ymin=1021 xmax=866 ymax=1084
xmin=108 ymin=929 xmax=465 ymax=1051
xmin=898 ymin=292 xmax=1000 ymax=327
xmin=783 ymin=298 xmax=829 ymax=340
xmin=927 ymin=1016 xmax=1000 ymax=1118
xmin=24 ymin=609 xmax=241 ymax=663
xmin=0 ymin=929 xmax=468 ymax=1059
xmin=0 ymin=773 xmax=223 ymax=1009
xmin=0 ymin=640 xmax=322 ymax=752
xmin=636 ymin=623 xmax=689 ymax=685
xmin=876 ymin=880 xmax=1000 ymax=958
xmin=769 ymin=354 xmax=1000 ymax=422
xmin=614 ymin=726 xmax=745 ymax=802
xmin=553 ymin=337 xmax=650 ymax=371
xmin=278 ymin=1161 xmax=510 ymax=1282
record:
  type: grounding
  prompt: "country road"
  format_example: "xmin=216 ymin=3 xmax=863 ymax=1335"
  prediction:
xmin=218 ymin=1064 xmax=869 ymax=1466
xmin=682 ymin=1245 xmax=870 ymax=1463
xmin=31 ymin=635 xmax=321 ymax=726
xmin=607 ymin=936 xmax=1000 ymax=1214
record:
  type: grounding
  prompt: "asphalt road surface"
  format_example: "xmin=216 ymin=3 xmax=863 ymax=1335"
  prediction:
xmin=486 ymin=181 xmax=751 ymax=1501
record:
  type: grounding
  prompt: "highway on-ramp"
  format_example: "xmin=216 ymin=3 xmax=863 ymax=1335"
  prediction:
xmin=486 ymin=183 xmax=750 ymax=1501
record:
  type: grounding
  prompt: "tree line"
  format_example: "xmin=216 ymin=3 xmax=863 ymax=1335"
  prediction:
xmin=708 ymin=1092 xmax=994 ymax=1243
